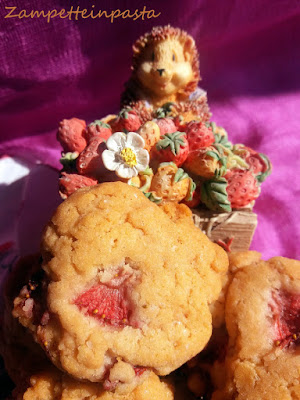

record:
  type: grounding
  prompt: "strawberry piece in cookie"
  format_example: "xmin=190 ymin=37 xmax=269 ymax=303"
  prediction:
xmin=134 ymin=366 xmax=147 ymax=377
xmin=74 ymin=284 xmax=130 ymax=327
xmin=75 ymin=266 xmax=140 ymax=328
xmin=271 ymin=290 xmax=300 ymax=347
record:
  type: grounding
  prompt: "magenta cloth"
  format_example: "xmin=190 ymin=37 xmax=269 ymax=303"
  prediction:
xmin=0 ymin=0 xmax=300 ymax=260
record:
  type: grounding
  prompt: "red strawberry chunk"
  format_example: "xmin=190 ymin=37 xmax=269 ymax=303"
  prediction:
xmin=74 ymin=283 xmax=131 ymax=327
xmin=133 ymin=366 xmax=147 ymax=377
xmin=270 ymin=290 xmax=300 ymax=348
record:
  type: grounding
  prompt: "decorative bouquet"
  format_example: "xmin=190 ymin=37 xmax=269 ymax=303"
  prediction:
xmin=57 ymin=107 xmax=271 ymax=214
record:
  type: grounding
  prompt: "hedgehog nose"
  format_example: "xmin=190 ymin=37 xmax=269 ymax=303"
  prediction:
xmin=157 ymin=68 xmax=165 ymax=76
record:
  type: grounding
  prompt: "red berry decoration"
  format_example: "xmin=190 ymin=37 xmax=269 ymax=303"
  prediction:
xmin=225 ymin=169 xmax=259 ymax=208
xmin=173 ymin=115 xmax=186 ymax=131
xmin=185 ymin=121 xmax=215 ymax=151
xmin=111 ymin=108 xmax=141 ymax=132
xmin=59 ymin=173 xmax=97 ymax=199
xmin=154 ymin=117 xmax=177 ymax=136
xmin=85 ymin=120 xmax=112 ymax=142
xmin=57 ymin=118 xmax=87 ymax=153
xmin=233 ymin=144 xmax=272 ymax=182
xmin=76 ymin=137 xmax=107 ymax=178
xmin=155 ymin=131 xmax=189 ymax=166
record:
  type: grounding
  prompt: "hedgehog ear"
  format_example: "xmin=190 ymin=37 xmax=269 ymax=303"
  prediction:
xmin=183 ymin=37 xmax=195 ymax=62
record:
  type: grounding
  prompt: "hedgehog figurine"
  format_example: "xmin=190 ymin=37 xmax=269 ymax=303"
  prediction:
xmin=55 ymin=26 xmax=272 ymax=253
xmin=121 ymin=25 xmax=211 ymax=124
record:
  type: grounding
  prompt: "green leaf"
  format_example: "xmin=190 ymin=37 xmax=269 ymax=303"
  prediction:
xmin=89 ymin=120 xmax=110 ymax=129
xmin=185 ymin=178 xmax=196 ymax=201
xmin=214 ymin=165 xmax=227 ymax=178
xmin=201 ymin=177 xmax=232 ymax=212
xmin=155 ymin=108 xmax=165 ymax=119
xmin=256 ymin=153 xmax=272 ymax=183
xmin=205 ymin=121 xmax=217 ymax=133
xmin=140 ymin=167 xmax=153 ymax=176
xmin=139 ymin=175 xmax=152 ymax=192
xmin=119 ymin=107 xmax=132 ymax=119
xmin=174 ymin=168 xmax=188 ymax=182
xmin=144 ymin=191 xmax=162 ymax=204
xmin=206 ymin=150 xmax=220 ymax=160
xmin=154 ymin=102 xmax=174 ymax=118
xmin=158 ymin=162 xmax=176 ymax=169
xmin=60 ymin=152 xmax=79 ymax=170
xmin=156 ymin=132 xmax=186 ymax=155
xmin=227 ymin=154 xmax=249 ymax=169
xmin=214 ymin=133 xmax=232 ymax=149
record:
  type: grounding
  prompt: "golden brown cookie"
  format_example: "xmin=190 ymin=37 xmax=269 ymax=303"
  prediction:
xmin=212 ymin=255 xmax=300 ymax=400
xmin=1 ymin=256 xmax=173 ymax=400
xmin=13 ymin=182 xmax=228 ymax=391
xmin=13 ymin=369 xmax=173 ymax=400
xmin=0 ymin=255 xmax=48 ymax=386
xmin=180 ymin=253 xmax=300 ymax=400
xmin=209 ymin=251 xmax=262 ymax=329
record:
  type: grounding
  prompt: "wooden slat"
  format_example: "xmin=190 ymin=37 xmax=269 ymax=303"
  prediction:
xmin=192 ymin=209 xmax=257 ymax=252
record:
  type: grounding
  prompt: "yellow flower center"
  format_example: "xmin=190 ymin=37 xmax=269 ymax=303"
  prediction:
xmin=120 ymin=147 xmax=137 ymax=167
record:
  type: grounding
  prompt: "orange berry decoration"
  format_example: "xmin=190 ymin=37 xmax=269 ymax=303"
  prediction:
xmin=150 ymin=162 xmax=191 ymax=202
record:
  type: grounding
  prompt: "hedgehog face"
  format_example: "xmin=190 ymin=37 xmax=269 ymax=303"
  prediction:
xmin=136 ymin=38 xmax=194 ymax=98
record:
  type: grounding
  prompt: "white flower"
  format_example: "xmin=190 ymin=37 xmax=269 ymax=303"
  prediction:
xmin=102 ymin=132 xmax=149 ymax=179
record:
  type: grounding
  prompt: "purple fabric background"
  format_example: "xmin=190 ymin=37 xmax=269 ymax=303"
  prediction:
xmin=0 ymin=0 xmax=300 ymax=259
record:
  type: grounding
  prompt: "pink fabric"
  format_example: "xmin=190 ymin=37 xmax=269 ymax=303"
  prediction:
xmin=0 ymin=0 xmax=300 ymax=260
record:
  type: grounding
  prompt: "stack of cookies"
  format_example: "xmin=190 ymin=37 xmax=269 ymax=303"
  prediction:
xmin=1 ymin=182 xmax=229 ymax=399
xmin=1 ymin=183 xmax=300 ymax=399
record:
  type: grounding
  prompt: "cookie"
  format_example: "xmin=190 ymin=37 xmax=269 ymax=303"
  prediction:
xmin=13 ymin=369 xmax=174 ymax=400
xmin=0 ymin=255 xmax=48 ymax=385
xmin=212 ymin=255 xmax=300 ymax=399
xmin=2 ymin=256 xmax=174 ymax=400
xmin=209 ymin=250 xmax=262 ymax=329
xmin=13 ymin=182 xmax=228 ymax=390
xmin=180 ymin=253 xmax=300 ymax=399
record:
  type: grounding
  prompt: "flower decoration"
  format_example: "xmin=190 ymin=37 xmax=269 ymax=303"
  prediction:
xmin=102 ymin=132 xmax=149 ymax=179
